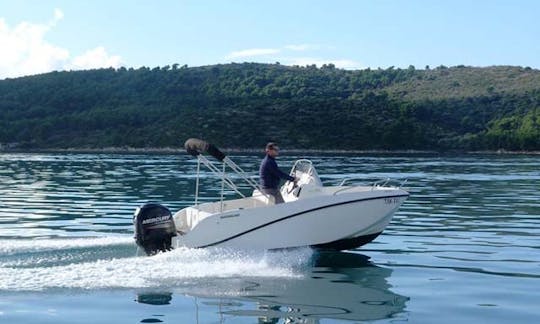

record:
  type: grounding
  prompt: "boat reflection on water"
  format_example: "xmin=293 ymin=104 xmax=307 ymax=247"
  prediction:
xmin=136 ymin=251 xmax=409 ymax=323
xmin=136 ymin=292 xmax=173 ymax=305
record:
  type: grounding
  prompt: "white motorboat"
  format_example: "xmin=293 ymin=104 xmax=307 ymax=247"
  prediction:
xmin=133 ymin=139 xmax=409 ymax=255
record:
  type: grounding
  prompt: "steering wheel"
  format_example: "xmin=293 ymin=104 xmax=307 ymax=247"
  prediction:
xmin=286 ymin=179 xmax=298 ymax=194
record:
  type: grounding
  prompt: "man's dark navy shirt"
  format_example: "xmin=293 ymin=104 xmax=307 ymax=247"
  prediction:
xmin=259 ymin=154 xmax=294 ymax=189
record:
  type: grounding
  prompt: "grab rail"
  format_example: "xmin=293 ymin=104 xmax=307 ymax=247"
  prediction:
xmin=338 ymin=176 xmax=367 ymax=186
xmin=398 ymin=179 xmax=408 ymax=189
xmin=333 ymin=186 xmax=358 ymax=195
xmin=337 ymin=177 xmax=390 ymax=188
xmin=335 ymin=177 xmax=407 ymax=194
xmin=372 ymin=178 xmax=390 ymax=189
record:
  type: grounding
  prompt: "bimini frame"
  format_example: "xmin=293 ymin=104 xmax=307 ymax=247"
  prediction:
xmin=184 ymin=138 xmax=268 ymax=211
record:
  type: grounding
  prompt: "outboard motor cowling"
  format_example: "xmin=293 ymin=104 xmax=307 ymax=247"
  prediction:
xmin=134 ymin=203 xmax=177 ymax=255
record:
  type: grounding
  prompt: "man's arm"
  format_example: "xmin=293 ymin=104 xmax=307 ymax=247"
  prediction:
xmin=269 ymin=160 xmax=294 ymax=182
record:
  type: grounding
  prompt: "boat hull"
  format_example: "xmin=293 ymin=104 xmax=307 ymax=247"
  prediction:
xmin=311 ymin=231 xmax=383 ymax=250
xmin=173 ymin=189 xmax=408 ymax=251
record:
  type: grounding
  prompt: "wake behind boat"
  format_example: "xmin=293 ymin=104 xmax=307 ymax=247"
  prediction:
xmin=134 ymin=139 xmax=409 ymax=255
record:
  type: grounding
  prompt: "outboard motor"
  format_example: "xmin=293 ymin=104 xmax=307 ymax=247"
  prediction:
xmin=133 ymin=203 xmax=177 ymax=255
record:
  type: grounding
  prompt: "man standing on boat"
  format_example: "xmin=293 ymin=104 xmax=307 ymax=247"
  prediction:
xmin=259 ymin=142 xmax=296 ymax=204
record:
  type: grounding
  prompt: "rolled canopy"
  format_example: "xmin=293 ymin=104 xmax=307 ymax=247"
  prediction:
xmin=184 ymin=138 xmax=226 ymax=161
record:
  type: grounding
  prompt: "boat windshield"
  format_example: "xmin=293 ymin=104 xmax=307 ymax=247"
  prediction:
xmin=290 ymin=159 xmax=323 ymax=186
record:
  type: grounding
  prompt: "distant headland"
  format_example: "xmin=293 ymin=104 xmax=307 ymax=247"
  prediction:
xmin=1 ymin=63 xmax=539 ymax=152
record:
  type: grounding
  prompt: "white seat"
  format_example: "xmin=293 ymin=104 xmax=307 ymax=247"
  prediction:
xmin=251 ymin=189 xmax=275 ymax=205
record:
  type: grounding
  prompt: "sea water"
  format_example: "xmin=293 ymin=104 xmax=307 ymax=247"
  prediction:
xmin=0 ymin=153 xmax=538 ymax=323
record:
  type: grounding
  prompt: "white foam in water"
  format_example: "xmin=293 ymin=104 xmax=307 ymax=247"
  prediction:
xmin=0 ymin=236 xmax=134 ymax=255
xmin=0 ymin=237 xmax=311 ymax=291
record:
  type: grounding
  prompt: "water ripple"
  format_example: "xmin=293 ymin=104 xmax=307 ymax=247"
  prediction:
xmin=1 ymin=152 xmax=539 ymax=286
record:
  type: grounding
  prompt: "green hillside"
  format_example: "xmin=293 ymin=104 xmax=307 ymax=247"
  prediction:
xmin=0 ymin=63 xmax=539 ymax=151
xmin=384 ymin=65 xmax=540 ymax=100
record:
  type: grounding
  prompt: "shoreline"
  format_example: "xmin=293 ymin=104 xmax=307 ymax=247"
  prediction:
xmin=1 ymin=147 xmax=539 ymax=155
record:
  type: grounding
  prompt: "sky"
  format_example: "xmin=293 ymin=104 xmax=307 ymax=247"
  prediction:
xmin=0 ymin=0 xmax=539 ymax=79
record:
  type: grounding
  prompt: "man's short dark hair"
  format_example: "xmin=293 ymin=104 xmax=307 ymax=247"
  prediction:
xmin=266 ymin=142 xmax=278 ymax=151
